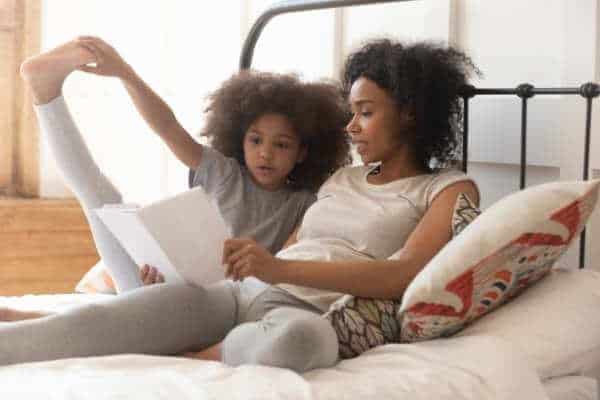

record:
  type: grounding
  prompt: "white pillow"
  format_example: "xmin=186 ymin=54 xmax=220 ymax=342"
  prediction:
xmin=398 ymin=179 xmax=600 ymax=342
xmin=74 ymin=260 xmax=117 ymax=294
xmin=456 ymin=268 xmax=600 ymax=380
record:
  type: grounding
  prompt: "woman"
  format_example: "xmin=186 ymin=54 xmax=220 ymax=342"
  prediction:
xmin=2 ymin=39 xmax=479 ymax=372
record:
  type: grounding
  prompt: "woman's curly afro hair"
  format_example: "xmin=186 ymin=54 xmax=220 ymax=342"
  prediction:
xmin=202 ymin=70 xmax=351 ymax=192
xmin=342 ymin=39 xmax=481 ymax=171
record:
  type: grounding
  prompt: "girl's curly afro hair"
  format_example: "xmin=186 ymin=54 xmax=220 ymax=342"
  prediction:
xmin=201 ymin=70 xmax=351 ymax=192
xmin=342 ymin=39 xmax=481 ymax=171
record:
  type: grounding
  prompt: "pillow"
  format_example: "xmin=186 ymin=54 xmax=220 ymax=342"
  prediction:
xmin=398 ymin=179 xmax=600 ymax=343
xmin=452 ymin=192 xmax=482 ymax=236
xmin=74 ymin=260 xmax=117 ymax=294
xmin=323 ymin=192 xmax=481 ymax=359
xmin=456 ymin=268 xmax=600 ymax=380
xmin=324 ymin=296 xmax=402 ymax=359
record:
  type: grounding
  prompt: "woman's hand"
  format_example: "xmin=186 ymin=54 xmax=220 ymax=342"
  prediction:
xmin=222 ymin=238 xmax=284 ymax=284
xmin=74 ymin=36 xmax=133 ymax=80
xmin=140 ymin=264 xmax=165 ymax=286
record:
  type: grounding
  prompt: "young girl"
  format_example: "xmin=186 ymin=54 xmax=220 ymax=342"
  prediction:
xmin=19 ymin=37 xmax=350 ymax=290
xmin=1 ymin=37 xmax=348 ymax=321
xmin=1 ymin=39 xmax=479 ymax=372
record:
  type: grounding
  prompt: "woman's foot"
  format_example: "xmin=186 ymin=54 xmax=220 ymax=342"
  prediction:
xmin=20 ymin=40 xmax=96 ymax=105
xmin=0 ymin=307 xmax=51 ymax=322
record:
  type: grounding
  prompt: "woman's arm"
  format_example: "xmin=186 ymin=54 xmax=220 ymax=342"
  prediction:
xmin=225 ymin=180 xmax=479 ymax=299
xmin=75 ymin=37 xmax=203 ymax=170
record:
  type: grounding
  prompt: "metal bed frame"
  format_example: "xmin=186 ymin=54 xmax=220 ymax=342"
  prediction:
xmin=239 ymin=0 xmax=599 ymax=269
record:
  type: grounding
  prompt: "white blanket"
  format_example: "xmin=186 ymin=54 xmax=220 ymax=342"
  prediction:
xmin=0 ymin=294 xmax=548 ymax=400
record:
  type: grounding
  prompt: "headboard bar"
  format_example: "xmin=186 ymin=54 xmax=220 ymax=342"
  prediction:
xmin=239 ymin=0 xmax=411 ymax=70
xmin=461 ymin=82 xmax=599 ymax=269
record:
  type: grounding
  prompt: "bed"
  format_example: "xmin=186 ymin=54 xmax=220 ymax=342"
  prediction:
xmin=3 ymin=267 xmax=600 ymax=399
xmin=0 ymin=297 xmax=567 ymax=400
xmin=2 ymin=1 xmax=600 ymax=399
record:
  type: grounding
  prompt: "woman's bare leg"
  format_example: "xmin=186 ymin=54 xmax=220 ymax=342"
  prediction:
xmin=0 ymin=308 xmax=52 ymax=322
xmin=20 ymin=40 xmax=142 ymax=291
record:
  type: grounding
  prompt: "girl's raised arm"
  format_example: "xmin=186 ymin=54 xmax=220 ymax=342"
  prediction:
xmin=76 ymin=36 xmax=203 ymax=169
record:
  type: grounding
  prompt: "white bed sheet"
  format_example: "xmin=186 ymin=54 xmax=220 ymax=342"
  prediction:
xmin=0 ymin=294 xmax=549 ymax=400
xmin=544 ymin=375 xmax=598 ymax=400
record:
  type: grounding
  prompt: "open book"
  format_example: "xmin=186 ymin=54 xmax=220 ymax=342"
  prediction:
xmin=94 ymin=186 xmax=230 ymax=287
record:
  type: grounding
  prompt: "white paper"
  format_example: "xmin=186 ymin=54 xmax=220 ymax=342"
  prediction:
xmin=95 ymin=186 xmax=229 ymax=287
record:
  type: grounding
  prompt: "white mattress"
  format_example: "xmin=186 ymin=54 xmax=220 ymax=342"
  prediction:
xmin=544 ymin=376 xmax=598 ymax=400
xmin=0 ymin=293 xmax=552 ymax=400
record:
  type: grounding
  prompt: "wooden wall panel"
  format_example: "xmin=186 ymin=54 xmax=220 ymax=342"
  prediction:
xmin=0 ymin=197 xmax=89 ymax=232
xmin=0 ymin=197 xmax=100 ymax=296
xmin=0 ymin=255 xmax=98 ymax=296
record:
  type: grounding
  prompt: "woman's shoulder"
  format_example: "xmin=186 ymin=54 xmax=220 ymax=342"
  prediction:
xmin=428 ymin=168 xmax=477 ymax=187
xmin=425 ymin=168 xmax=479 ymax=206
xmin=430 ymin=167 xmax=471 ymax=181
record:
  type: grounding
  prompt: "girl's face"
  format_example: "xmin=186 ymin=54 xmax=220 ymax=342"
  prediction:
xmin=346 ymin=77 xmax=414 ymax=165
xmin=243 ymin=113 xmax=307 ymax=191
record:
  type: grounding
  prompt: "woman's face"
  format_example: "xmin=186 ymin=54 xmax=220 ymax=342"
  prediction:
xmin=243 ymin=113 xmax=306 ymax=191
xmin=346 ymin=77 xmax=413 ymax=165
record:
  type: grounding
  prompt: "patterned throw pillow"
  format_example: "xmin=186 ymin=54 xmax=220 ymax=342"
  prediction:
xmin=452 ymin=193 xmax=482 ymax=236
xmin=323 ymin=192 xmax=481 ymax=359
xmin=324 ymin=296 xmax=402 ymax=359
xmin=398 ymin=179 xmax=600 ymax=343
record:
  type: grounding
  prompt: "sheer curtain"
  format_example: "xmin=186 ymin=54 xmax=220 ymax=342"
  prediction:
xmin=39 ymin=0 xmax=245 ymax=203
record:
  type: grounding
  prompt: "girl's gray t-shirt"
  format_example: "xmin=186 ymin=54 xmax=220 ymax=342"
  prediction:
xmin=189 ymin=146 xmax=316 ymax=254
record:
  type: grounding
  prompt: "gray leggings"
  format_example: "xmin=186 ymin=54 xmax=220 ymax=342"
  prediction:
xmin=0 ymin=281 xmax=339 ymax=371
xmin=0 ymin=96 xmax=338 ymax=371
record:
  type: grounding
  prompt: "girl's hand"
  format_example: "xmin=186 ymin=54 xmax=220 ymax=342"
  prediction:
xmin=222 ymin=238 xmax=284 ymax=284
xmin=140 ymin=264 xmax=165 ymax=286
xmin=74 ymin=36 xmax=132 ymax=79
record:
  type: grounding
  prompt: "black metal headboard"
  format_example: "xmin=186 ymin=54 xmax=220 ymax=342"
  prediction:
xmin=236 ymin=0 xmax=598 ymax=269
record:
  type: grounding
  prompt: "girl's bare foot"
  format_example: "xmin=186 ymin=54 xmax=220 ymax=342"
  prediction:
xmin=20 ymin=40 xmax=96 ymax=105
xmin=181 ymin=341 xmax=222 ymax=361
xmin=0 ymin=307 xmax=52 ymax=322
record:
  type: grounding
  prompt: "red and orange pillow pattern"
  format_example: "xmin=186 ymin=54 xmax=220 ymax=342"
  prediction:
xmin=399 ymin=179 xmax=599 ymax=342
